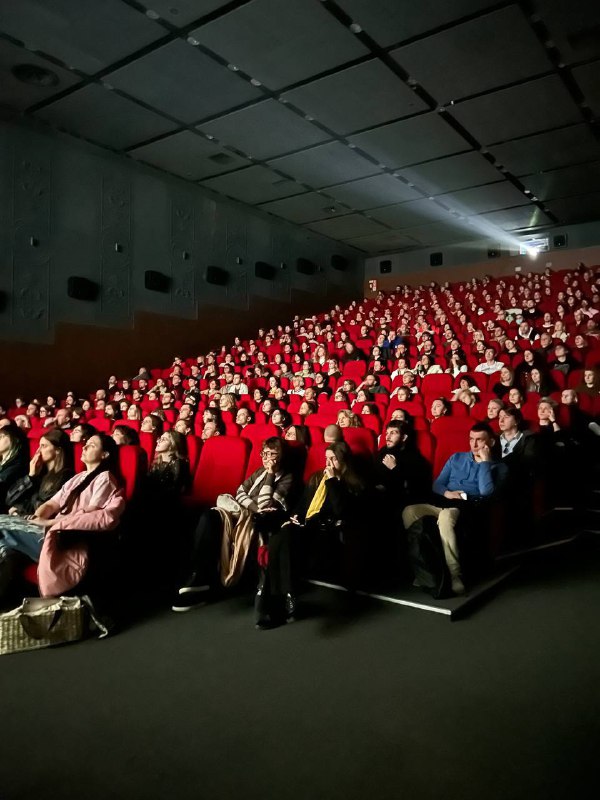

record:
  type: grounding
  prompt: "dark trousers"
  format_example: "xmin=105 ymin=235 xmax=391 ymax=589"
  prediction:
xmin=186 ymin=509 xmax=224 ymax=587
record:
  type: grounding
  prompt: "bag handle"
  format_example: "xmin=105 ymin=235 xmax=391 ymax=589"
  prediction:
xmin=19 ymin=608 xmax=63 ymax=640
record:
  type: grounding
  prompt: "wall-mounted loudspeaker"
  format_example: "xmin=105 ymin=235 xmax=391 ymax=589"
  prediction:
xmin=379 ymin=260 xmax=392 ymax=274
xmin=67 ymin=276 xmax=99 ymax=301
xmin=296 ymin=257 xmax=317 ymax=275
xmin=205 ymin=266 xmax=229 ymax=286
xmin=430 ymin=252 xmax=443 ymax=267
xmin=0 ymin=290 xmax=7 ymax=312
xmin=331 ymin=254 xmax=348 ymax=271
xmin=144 ymin=270 xmax=171 ymax=293
xmin=553 ymin=234 xmax=567 ymax=248
xmin=488 ymin=247 xmax=501 ymax=259
xmin=255 ymin=261 xmax=277 ymax=280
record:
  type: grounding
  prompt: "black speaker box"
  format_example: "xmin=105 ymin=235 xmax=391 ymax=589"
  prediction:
xmin=331 ymin=254 xmax=348 ymax=271
xmin=430 ymin=252 xmax=443 ymax=267
xmin=67 ymin=276 xmax=99 ymax=301
xmin=144 ymin=270 xmax=171 ymax=293
xmin=205 ymin=266 xmax=229 ymax=286
xmin=553 ymin=234 xmax=567 ymax=248
xmin=296 ymin=257 xmax=317 ymax=275
xmin=0 ymin=290 xmax=7 ymax=312
xmin=488 ymin=247 xmax=501 ymax=259
xmin=380 ymin=260 xmax=392 ymax=274
xmin=255 ymin=261 xmax=277 ymax=280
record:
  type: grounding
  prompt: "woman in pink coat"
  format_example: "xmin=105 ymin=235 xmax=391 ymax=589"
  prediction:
xmin=0 ymin=433 xmax=125 ymax=601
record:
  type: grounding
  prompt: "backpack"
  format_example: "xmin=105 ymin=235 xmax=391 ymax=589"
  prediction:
xmin=406 ymin=515 xmax=452 ymax=600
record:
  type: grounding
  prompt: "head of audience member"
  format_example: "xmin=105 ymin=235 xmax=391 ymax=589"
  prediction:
xmin=112 ymin=425 xmax=140 ymax=446
xmin=324 ymin=441 xmax=362 ymax=490
xmin=457 ymin=389 xmax=477 ymax=408
xmin=561 ymin=389 xmax=578 ymax=406
xmin=430 ymin=398 xmax=450 ymax=420
xmin=582 ymin=368 xmax=598 ymax=390
xmin=261 ymin=398 xmax=276 ymax=418
xmin=201 ymin=419 xmax=224 ymax=440
xmin=337 ymin=409 xmax=361 ymax=428
xmin=141 ymin=414 xmax=164 ymax=436
xmin=537 ymin=397 xmax=558 ymax=426
xmin=80 ymin=432 xmax=120 ymax=476
xmin=508 ymin=387 xmax=524 ymax=408
xmin=271 ymin=408 xmax=291 ymax=430
xmin=174 ymin=419 xmax=191 ymax=436
xmin=469 ymin=423 xmax=496 ymax=462
xmin=383 ymin=421 xmax=411 ymax=452
xmin=176 ymin=404 xmax=193 ymax=423
xmin=234 ymin=407 xmax=254 ymax=430
xmin=125 ymin=405 xmax=141 ymax=422
xmin=498 ymin=407 xmax=523 ymax=439
xmin=154 ymin=430 xmax=187 ymax=464
xmin=321 ymin=424 xmax=341 ymax=445
xmin=298 ymin=400 xmax=317 ymax=418
xmin=70 ymin=423 xmax=97 ymax=444
xmin=219 ymin=394 xmax=237 ymax=413
xmin=487 ymin=399 xmax=504 ymax=420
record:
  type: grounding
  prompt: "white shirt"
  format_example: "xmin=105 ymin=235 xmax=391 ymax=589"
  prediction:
xmin=475 ymin=361 xmax=505 ymax=375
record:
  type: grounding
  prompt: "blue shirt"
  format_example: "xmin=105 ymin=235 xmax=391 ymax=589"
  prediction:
xmin=433 ymin=452 xmax=507 ymax=499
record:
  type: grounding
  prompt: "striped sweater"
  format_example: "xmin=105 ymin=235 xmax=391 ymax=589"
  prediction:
xmin=235 ymin=468 xmax=293 ymax=514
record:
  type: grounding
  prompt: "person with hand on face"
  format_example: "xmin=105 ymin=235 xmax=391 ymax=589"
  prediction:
xmin=402 ymin=423 xmax=507 ymax=595
xmin=375 ymin=422 xmax=431 ymax=513
xmin=0 ymin=425 xmax=28 ymax=514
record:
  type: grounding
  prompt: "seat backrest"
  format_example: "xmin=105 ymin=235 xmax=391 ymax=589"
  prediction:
xmin=72 ymin=441 xmax=86 ymax=473
xmin=118 ymin=445 xmax=147 ymax=501
xmin=304 ymin=443 xmax=327 ymax=482
xmin=432 ymin=433 xmax=470 ymax=479
xmin=191 ymin=436 xmax=251 ymax=507
xmin=185 ymin=435 xmax=203 ymax=477
xmin=342 ymin=426 xmax=376 ymax=455
xmin=421 ymin=374 xmax=452 ymax=397
xmin=139 ymin=431 xmax=157 ymax=464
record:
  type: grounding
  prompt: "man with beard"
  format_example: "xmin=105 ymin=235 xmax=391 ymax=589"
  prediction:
xmin=375 ymin=421 xmax=431 ymax=515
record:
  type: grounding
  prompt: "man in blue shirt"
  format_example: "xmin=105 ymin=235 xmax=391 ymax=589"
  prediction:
xmin=402 ymin=423 xmax=506 ymax=595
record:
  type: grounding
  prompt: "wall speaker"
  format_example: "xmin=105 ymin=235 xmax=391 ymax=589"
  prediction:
xmin=67 ymin=276 xmax=99 ymax=301
xmin=430 ymin=252 xmax=443 ymax=267
xmin=331 ymin=254 xmax=348 ymax=271
xmin=205 ymin=266 xmax=229 ymax=286
xmin=553 ymin=234 xmax=567 ymax=248
xmin=144 ymin=270 xmax=171 ymax=293
xmin=488 ymin=247 xmax=501 ymax=259
xmin=0 ymin=290 xmax=7 ymax=312
xmin=296 ymin=257 xmax=317 ymax=275
xmin=255 ymin=261 xmax=277 ymax=280
xmin=380 ymin=260 xmax=392 ymax=274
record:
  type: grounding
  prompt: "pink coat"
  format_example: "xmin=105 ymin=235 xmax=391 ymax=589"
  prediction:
xmin=37 ymin=471 xmax=126 ymax=596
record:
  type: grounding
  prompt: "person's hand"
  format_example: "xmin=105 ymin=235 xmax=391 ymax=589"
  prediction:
xmin=7 ymin=506 xmax=19 ymax=516
xmin=29 ymin=450 xmax=43 ymax=477
xmin=444 ymin=490 xmax=464 ymax=500
xmin=324 ymin=466 xmax=336 ymax=480
xmin=478 ymin=443 xmax=491 ymax=462
xmin=30 ymin=518 xmax=55 ymax=529
xmin=258 ymin=506 xmax=278 ymax=514
xmin=382 ymin=454 xmax=396 ymax=470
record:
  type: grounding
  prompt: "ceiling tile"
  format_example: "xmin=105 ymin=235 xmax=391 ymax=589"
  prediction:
xmin=189 ymin=0 xmax=368 ymax=90
xmin=0 ymin=38 xmax=81 ymax=111
xmin=368 ymin=198 xmax=452 ymax=228
xmin=390 ymin=7 xmax=552 ymax=103
xmin=136 ymin=1 xmax=232 ymax=27
xmin=199 ymin=165 xmax=306 ymax=204
xmin=0 ymin=0 xmax=164 ymax=74
xmin=489 ymin=124 xmax=600 ymax=176
xmin=449 ymin=75 xmax=581 ymax=145
xmin=522 ymin=162 xmax=600 ymax=201
xmin=397 ymin=151 xmax=501 ymax=195
xmin=544 ymin=192 xmax=600 ymax=225
xmin=333 ymin=0 xmax=498 ymax=48
xmin=281 ymin=60 xmax=427 ymax=136
xmin=35 ymin=84 xmax=177 ymax=149
xmin=572 ymin=61 xmax=600 ymax=117
xmin=259 ymin=193 xmax=351 ymax=224
xmin=342 ymin=230 xmax=421 ymax=253
xmin=536 ymin=0 xmax=600 ymax=63
xmin=441 ymin=182 xmax=530 ymax=215
xmin=348 ymin=113 xmax=469 ymax=169
xmin=198 ymin=99 xmax=329 ymax=160
xmin=306 ymin=214 xmax=388 ymax=240
xmin=129 ymin=130 xmax=251 ymax=179
xmin=107 ymin=39 xmax=261 ymax=123
xmin=324 ymin=174 xmax=422 ymax=210
xmin=268 ymin=142 xmax=380 ymax=188
xmin=476 ymin=205 xmax=551 ymax=230
xmin=399 ymin=221 xmax=480 ymax=246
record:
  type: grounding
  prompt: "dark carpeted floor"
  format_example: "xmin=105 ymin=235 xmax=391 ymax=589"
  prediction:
xmin=2 ymin=537 xmax=599 ymax=800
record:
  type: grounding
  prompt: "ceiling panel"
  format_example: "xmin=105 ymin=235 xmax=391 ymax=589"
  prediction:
xmin=368 ymin=198 xmax=452 ymax=228
xmin=268 ymin=142 xmax=380 ymax=188
xmin=199 ymin=165 xmax=306 ymax=205
xmin=536 ymin=0 xmax=600 ymax=63
xmin=441 ymin=182 xmax=530 ymax=215
xmin=0 ymin=0 xmax=164 ymax=74
xmin=323 ymin=174 xmax=422 ymax=210
xmin=488 ymin=124 xmax=600 ymax=176
xmin=0 ymin=38 xmax=82 ymax=111
xmin=198 ymin=99 xmax=329 ymax=160
xmin=398 ymin=220 xmax=481 ymax=246
xmin=307 ymin=214 xmax=388 ymax=240
xmin=343 ymin=230 xmax=421 ymax=253
xmin=333 ymin=0 xmax=499 ymax=49
xmin=449 ymin=75 xmax=581 ymax=145
xmin=572 ymin=61 xmax=600 ymax=117
xmin=280 ymin=60 xmax=427 ymax=136
xmin=349 ymin=113 xmax=469 ymax=169
xmin=391 ymin=7 xmax=552 ymax=103
xmin=35 ymin=85 xmax=177 ymax=149
xmin=476 ymin=205 xmax=551 ymax=231
xmin=107 ymin=39 xmax=261 ymax=123
xmin=396 ymin=151 xmax=502 ymax=196
xmin=259 ymin=193 xmax=351 ymax=224
xmin=129 ymin=130 xmax=251 ymax=179
xmin=136 ymin=1 xmax=232 ymax=27
xmin=522 ymin=162 xmax=600 ymax=201
xmin=544 ymin=193 xmax=600 ymax=225
xmin=189 ymin=0 xmax=368 ymax=90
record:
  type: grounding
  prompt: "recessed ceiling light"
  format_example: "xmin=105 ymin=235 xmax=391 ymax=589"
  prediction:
xmin=145 ymin=9 xmax=160 ymax=19
xmin=349 ymin=23 xmax=362 ymax=33
xmin=186 ymin=36 xmax=200 ymax=45
xmin=250 ymin=78 xmax=262 ymax=86
xmin=305 ymin=115 xmax=314 ymax=121
xmin=205 ymin=134 xmax=214 ymax=140
xmin=347 ymin=143 xmax=356 ymax=149
xmin=11 ymin=63 xmax=59 ymax=88
xmin=227 ymin=64 xmax=239 ymax=72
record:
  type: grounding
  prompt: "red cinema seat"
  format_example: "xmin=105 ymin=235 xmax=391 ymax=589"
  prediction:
xmin=342 ymin=427 xmax=376 ymax=456
xmin=305 ymin=425 xmax=324 ymax=444
xmin=304 ymin=443 xmax=327 ymax=482
xmin=421 ymin=374 xmax=452 ymax=397
xmin=432 ymin=431 xmax=471 ymax=480
xmin=139 ymin=432 xmax=157 ymax=465
xmin=118 ymin=445 xmax=147 ymax=502
xmin=190 ymin=436 xmax=251 ymax=507
xmin=88 ymin=416 xmax=111 ymax=432
xmin=72 ymin=442 xmax=86 ymax=473
xmin=430 ymin=416 xmax=472 ymax=440
xmin=361 ymin=415 xmax=382 ymax=435
xmin=185 ymin=435 xmax=203 ymax=477
xmin=416 ymin=430 xmax=435 ymax=465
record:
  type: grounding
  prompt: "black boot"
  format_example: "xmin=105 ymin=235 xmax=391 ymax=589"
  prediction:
xmin=255 ymin=571 xmax=274 ymax=629
xmin=284 ymin=593 xmax=297 ymax=623
xmin=0 ymin=547 xmax=20 ymax=607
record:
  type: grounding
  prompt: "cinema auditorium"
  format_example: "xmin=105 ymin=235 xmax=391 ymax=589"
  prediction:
xmin=1 ymin=2 xmax=599 ymax=798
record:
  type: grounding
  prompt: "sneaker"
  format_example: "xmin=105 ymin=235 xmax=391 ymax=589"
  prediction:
xmin=451 ymin=575 xmax=466 ymax=596
xmin=171 ymin=593 xmax=208 ymax=613
xmin=178 ymin=583 xmax=210 ymax=596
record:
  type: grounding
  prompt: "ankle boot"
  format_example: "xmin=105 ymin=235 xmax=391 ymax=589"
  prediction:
xmin=0 ymin=547 xmax=19 ymax=602
xmin=284 ymin=593 xmax=297 ymax=622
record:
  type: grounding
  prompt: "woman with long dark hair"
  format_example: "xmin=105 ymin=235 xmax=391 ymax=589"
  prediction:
xmin=0 ymin=425 xmax=28 ymax=513
xmin=0 ymin=433 xmax=125 ymax=601
xmin=6 ymin=429 xmax=73 ymax=516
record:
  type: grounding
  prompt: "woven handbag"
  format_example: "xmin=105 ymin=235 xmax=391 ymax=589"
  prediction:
xmin=0 ymin=596 xmax=89 ymax=656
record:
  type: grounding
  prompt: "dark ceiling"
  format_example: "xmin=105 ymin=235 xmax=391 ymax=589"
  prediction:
xmin=2 ymin=0 xmax=600 ymax=254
